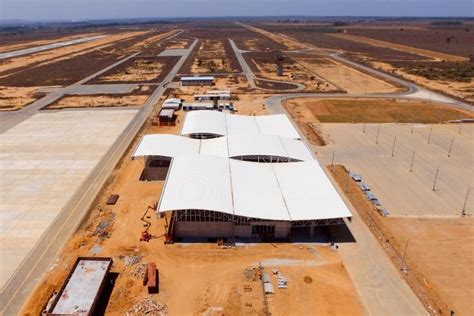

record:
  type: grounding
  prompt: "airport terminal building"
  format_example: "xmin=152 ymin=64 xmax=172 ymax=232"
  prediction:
xmin=132 ymin=111 xmax=352 ymax=241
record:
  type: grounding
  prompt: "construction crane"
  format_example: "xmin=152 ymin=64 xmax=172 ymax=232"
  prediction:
xmin=140 ymin=205 xmax=155 ymax=242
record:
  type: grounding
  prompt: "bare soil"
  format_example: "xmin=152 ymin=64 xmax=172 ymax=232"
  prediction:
xmin=245 ymin=51 xmax=340 ymax=92
xmin=0 ymin=86 xmax=45 ymax=111
xmin=44 ymin=94 xmax=149 ymax=110
xmin=347 ymin=25 xmax=474 ymax=59
xmin=330 ymin=33 xmax=469 ymax=62
xmin=306 ymin=58 xmax=401 ymax=94
xmin=371 ymin=61 xmax=474 ymax=103
xmin=385 ymin=217 xmax=474 ymax=315
xmin=283 ymin=102 xmax=328 ymax=146
xmin=92 ymin=56 xmax=179 ymax=84
xmin=329 ymin=165 xmax=451 ymax=315
xmin=191 ymin=39 xmax=236 ymax=73
xmin=0 ymin=30 xmax=175 ymax=87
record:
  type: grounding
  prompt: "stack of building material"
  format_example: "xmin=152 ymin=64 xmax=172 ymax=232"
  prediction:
xmin=143 ymin=262 xmax=159 ymax=294
xmin=262 ymin=272 xmax=274 ymax=294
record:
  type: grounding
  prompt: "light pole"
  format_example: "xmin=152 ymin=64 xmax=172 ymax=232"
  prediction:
xmin=462 ymin=187 xmax=470 ymax=216
xmin=409 ymin=149 xmax=416 ymax=172
xmin=331 ymin=150 xmax=335 ymax=171
xmin=448 ymin=137 xmax=454 ymax=157
xmin=432 ymin=166 xmax=439 ymax=191
xmin=375 ymin=124 xmax=381 ymax=144
xmin=427 ymin=125 xmax=433 ymax=144
xmin=391 ymin=136 xmax=397 ymax=157
xmin=400 ymin=239 xmax=409 ymax=271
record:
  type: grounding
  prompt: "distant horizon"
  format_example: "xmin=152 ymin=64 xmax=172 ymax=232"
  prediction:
xmin=1 ymin=0 xmax=472 ymax=21
xmin=2 ymin=15 xmax=474 ymax=25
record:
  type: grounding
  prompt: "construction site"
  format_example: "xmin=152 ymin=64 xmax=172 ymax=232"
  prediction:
xmin=0 ymin=15 xmax=473 ymax=316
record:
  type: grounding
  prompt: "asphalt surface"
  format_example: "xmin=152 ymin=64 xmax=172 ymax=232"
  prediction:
xmin=0 ymin=33 xmax=193 ymax=315
xmin=0 ymin=35 xmax=107 ymax=60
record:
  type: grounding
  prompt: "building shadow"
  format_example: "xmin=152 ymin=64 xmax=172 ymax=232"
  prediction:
xmin=93 ymin=272 xmax=119 ymax=315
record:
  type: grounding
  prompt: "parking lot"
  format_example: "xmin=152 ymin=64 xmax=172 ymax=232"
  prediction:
xmin=316 ymin=123 xmax=473 ymax=216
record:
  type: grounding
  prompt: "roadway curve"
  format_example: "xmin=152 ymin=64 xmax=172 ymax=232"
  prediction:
xmin=262 ymin=52 xmax=472 ymax=113
xmin=229 ymin=39 xmax=306 ymax=92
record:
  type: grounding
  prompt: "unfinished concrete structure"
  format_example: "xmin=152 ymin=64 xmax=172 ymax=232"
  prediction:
xmin=45 ymin=257 xmax=113 ymax=315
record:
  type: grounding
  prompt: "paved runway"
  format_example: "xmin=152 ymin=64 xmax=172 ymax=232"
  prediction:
xmin=0 ymin=35 xmax=107 ymax=60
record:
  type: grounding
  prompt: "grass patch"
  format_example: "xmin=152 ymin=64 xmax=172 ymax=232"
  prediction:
xmin=306 ymin=99 xmax=473 ymax=123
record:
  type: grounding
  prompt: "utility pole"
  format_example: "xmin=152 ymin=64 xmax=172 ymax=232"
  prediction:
xmin=331 ymin=150 xmax=335 ymax=171
xmin=409 ymin=149 xmax=416 ymax=172
xmin=400 ymin=239 xmax=409 ymax=271
xmin=462 ymin=187 xmax=470 ymax=216
xmin=391 ymin=136 xmax=397 ymax=157
xmin=448 ymin=137 xmax=454 ymax=157
xmin=427 ymin=125 xmax=433 ymax=144
xmin=375 ymin=124 xmax=381 ymax=144
xmin=432 ymin=166 xmax=439 ymax=191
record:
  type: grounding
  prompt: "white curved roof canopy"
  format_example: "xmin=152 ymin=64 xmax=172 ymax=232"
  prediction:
xmin=180 ymin=111 xmax=301 ymax=139
xmin=132 ymin=134 xmax=314 ymax=161
xmin=158 ymin=155 xmax=352 ymax=221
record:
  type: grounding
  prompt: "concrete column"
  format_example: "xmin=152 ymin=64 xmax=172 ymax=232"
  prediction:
xmin=310 ymin=225 xmax=315 ymax=238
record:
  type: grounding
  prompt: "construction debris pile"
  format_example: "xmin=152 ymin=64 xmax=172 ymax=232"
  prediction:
xmin=126 ymin=296 xmax=168 ymax=315
xmin=93 ymin=212 xmax=116 ymax=239
xmin=273 ymin=269 xmax=288 ymax=289
xmin=123 ymin=255 xmax=146 ymax=279
xmin=244 ymin=266 xmax=261 ymax=281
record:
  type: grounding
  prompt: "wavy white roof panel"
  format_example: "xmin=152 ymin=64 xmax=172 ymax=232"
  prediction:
xmin=226 ymin=114 xmax=260 ymax=135
xmin=256 ymin=115 xmax=300 ymax=139
xmin=132 ymin=134 xmax=314 ymax=161
xmin=180 ymin=111 xmax=300 ymax=139
xmin=280 ymin=137 xmax=315 ymax=162
xmin=132 ymin=134 xmax=199 ymax=157
xmin=230 ymin=160 xmax=290 ymax=220
xmin=199 ymin=136 xmax=228 ymax=157
xmin=158 ymin=155 xmax=233 ymax=213
xmin=227 ymin=134 xmax=287 ymax=158
xmin=180 ymin=110 xmax=227 ymax=137
xmin=158 ymin=156 xmax=352 ymax=221
xmin=273 ymin=162 xmax=353 ymax=220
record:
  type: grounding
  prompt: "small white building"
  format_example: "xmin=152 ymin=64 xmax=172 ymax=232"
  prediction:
xmin=181 ymin=76 xmax=215 ymax=86
xmin=162 ymin=98 xmax=182 ymax=110
xmin=194 ymin=93 xmax=230 ymax=101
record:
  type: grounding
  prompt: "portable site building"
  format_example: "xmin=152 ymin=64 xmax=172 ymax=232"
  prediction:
xmin=181 ymin=76 xmax=215 ymax=86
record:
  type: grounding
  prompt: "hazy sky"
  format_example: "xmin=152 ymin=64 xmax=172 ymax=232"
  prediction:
xmin=1 ymin=0 xmax=473 ymax=21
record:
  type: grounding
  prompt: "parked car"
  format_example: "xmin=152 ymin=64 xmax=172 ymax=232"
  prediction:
xmin=376 ymin=206 xmax=390 ymax=217
xmin=357 ymin=182 xmax=370 ymax=191
xmin=349 ymin=172 xmax=362 ymax=182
